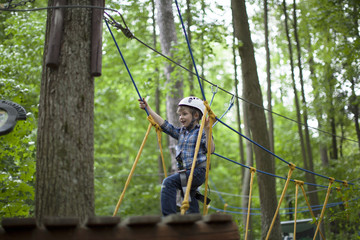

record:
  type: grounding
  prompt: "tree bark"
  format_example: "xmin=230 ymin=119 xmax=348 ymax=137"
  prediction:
xmin=36 ymin=0 xmax=95 ymax=225
xmin=292 ymin=0 xmax=320 ymax=213
xmin=264 ymin=0 xmax=274 ymax=153
xmin=231 ymin=0 xmax=281 ymax=239
xmin=156 ymin=0 xmax=184 ymax=173
xmin=241 ymin=100 xmax=254 ymax=240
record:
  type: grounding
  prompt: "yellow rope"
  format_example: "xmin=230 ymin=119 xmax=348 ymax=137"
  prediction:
xmin=202 ymin=104 xmax=215 ymax=214
xmin=113 ymin=121 xmax=152 ymax=216
xmin=299 ymin=182 xmax=326 ymax=240
xmin=245 ymin=167 xmax=256 ymax=240
xmin=313 ymin=177 xmax=334 ymax=240
xmin=265 ymin=163 xmax=296 ymax=240
xmin=294 ymin=181 xmax=301 ymax=240
xmin=180 ymin=108 xmax=208 ymax=215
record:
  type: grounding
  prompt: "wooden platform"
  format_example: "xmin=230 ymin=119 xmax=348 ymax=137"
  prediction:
xmin=0 ymin=214 xmax=240 ymax=240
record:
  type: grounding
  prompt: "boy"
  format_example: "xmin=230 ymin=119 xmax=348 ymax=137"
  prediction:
xmin=139 ymin=96 xmax=215 ymax=216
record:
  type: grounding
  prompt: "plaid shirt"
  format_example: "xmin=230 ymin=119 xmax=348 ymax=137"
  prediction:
xmin=161 ymin=120 xmax=208 ymax=170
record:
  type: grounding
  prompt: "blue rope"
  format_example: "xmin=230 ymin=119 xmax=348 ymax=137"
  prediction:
xmin=174 ymin=0 xmax=206 ymax=101
xmin=214 ymin=117 xmax=354 ymax=186
xmin=213 ymin=96 xmax=234 ymax=127
xmin=104 ymin=19 xmax=149 ymax=116
xmin=213 ymin=152 xmax=329 ymax=189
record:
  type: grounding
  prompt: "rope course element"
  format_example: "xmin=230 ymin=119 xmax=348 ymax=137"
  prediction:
xmin=3 ymin=5 xmax=358 ymax=239
xmin=1 ymin=3 xmax=360 ymax=143
xmin=101 ymin=10 xmax=360 ymax=145
xmin=174 ymin=0 xmax=206 ymax=101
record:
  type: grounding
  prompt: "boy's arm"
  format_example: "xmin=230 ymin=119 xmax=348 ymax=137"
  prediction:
xmin=138 ymin=98 xmax=164 ymax=126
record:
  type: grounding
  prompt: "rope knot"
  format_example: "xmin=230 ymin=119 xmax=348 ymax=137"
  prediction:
xmin=294 ymin=180 xmax=304 ymax=186
xmin=288 ymin=162 xmax=296 ymax=170
xmin=250 ymin=167 xmax=256 ymax=173
xmin=342 ymin=180 xmax=348 ymax=187
xmin=328 ymin=177 xmax=335 ymax=184
xmin=147 ymin=115 xmax=162 ymax=132
xmin=203 ymin=100 xmax=216 ymax=120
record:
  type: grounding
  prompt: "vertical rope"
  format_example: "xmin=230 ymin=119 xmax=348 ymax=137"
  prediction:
xmin=147 ymin=115 xmax=168 ymax=178
xmin=313 ymin=178 xmax=334 ymax=240
xmin=173 ymin=0 xmax=206 ymax=100
xmin=202 ymin=112 xmax=215 ymax=214
xmin=299 ymin=183 xmax=326 ymax=240
xmin=265 ymin=163 xmax=296 ymax=240
xmin=113 ymin=122 xmax=152 ymax=216
xmin=245 ymin=167 xmax=256 ymax=240
xmin=294 ymin=181 xmax=301 ymax=240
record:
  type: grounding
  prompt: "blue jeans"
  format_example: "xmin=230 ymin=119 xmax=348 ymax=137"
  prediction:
xmin=160 ymin=167 xmax=206 ymax=216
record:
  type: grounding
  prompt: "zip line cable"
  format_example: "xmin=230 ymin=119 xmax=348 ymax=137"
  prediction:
xmin=1 ymin=4 xmax=358 ymax=144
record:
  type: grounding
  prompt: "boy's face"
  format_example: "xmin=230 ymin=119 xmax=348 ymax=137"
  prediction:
xmin=177 ymin=107 xmax=198 ymax=129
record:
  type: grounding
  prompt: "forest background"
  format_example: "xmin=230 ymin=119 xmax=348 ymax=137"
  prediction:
xmin=0 ymin=0 xmax=359 ymax=239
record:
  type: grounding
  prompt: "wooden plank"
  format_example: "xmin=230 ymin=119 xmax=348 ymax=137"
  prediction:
xmin=91 ymin=0 xmax=104 ymax=77
xmin=202 ymin=213 xmax=233 ymax=223
xmin=1 ymin=218 xmax=37 ymax=232
xmin=45 ymin=0 xmax=66 ymax=68
xmin=43 ymin=217 xmax=79 ymax=230
xmin=122 ymin=215 xmax=161 ymax=227
xmin=86 ymin=216 xmax=120 ymax=228
xmin=162 ymin=214 xmax=202 ymax=225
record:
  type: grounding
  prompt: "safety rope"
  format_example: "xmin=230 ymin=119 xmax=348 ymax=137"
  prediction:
xmin=245 ymin=167 xmax=256 ymax=240
xmin=294 ymin=181 xmax=300 ymax=240
xmin=174 ymin=0 xmax=206 ymax=101
xmin=313 ymin=178 xmax=334 ymax=240
xmin=113 ymin=121 xmax=153 ymax=216
xmin=265 ymin=163 xmax=296 ymax=240
xmin=104 ymin=18 xmax=149 ymax=116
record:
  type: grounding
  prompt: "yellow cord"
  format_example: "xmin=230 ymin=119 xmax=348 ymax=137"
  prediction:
xmin=313 ymin=178 xmax=334 ymax=240
xmin=245 ymin=167 xmax=256 ymax=240
xmin=202 ymin=113 xmax=215 ymax=214
xmin=265 ymin=163 xmax=296 ymax=240
xmin=113 ymin=122 xmax=152 ymax=216
xmin=180 ymin=108 xmax=208 ymax=215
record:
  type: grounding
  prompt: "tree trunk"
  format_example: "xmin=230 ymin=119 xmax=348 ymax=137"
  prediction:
xmin=151 ymin=0 xmax=164 ymax=184
xmin=36 ymin=0 xmax=95 ymax=225
xmin=292 ymin=0 xmax=320 ymax=213
xmin=241 ymin=101 xmax=254 ymax=240
xmin=264 ymin=0 xmax=274 ymax=153
xmin=231 ymin=0 xmax=281 ymax=239
xmin=156 ymin=0 xmax=183 ymax=173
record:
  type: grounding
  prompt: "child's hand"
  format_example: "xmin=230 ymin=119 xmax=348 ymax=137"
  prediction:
xmin=138 ymin=98 xmax=148 ymax=110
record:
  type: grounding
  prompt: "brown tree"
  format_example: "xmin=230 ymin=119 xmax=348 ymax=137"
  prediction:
xmin=156 ymin=0 xmax=184 ymax=173
xmin=36 ymin=0 xmax=99 ymax=224
xmin=231 ymin=0 xmax=282 ymax=239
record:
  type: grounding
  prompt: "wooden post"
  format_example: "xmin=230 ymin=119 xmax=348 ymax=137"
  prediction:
xmin=91 ymin=0 xmax=104 ymax=77
xmin=45 ymin=0 xmax=66 ymax=68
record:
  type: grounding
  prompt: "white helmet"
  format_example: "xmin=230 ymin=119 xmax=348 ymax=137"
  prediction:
xmin=178 ymin=96 xmax=205 ymax=115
